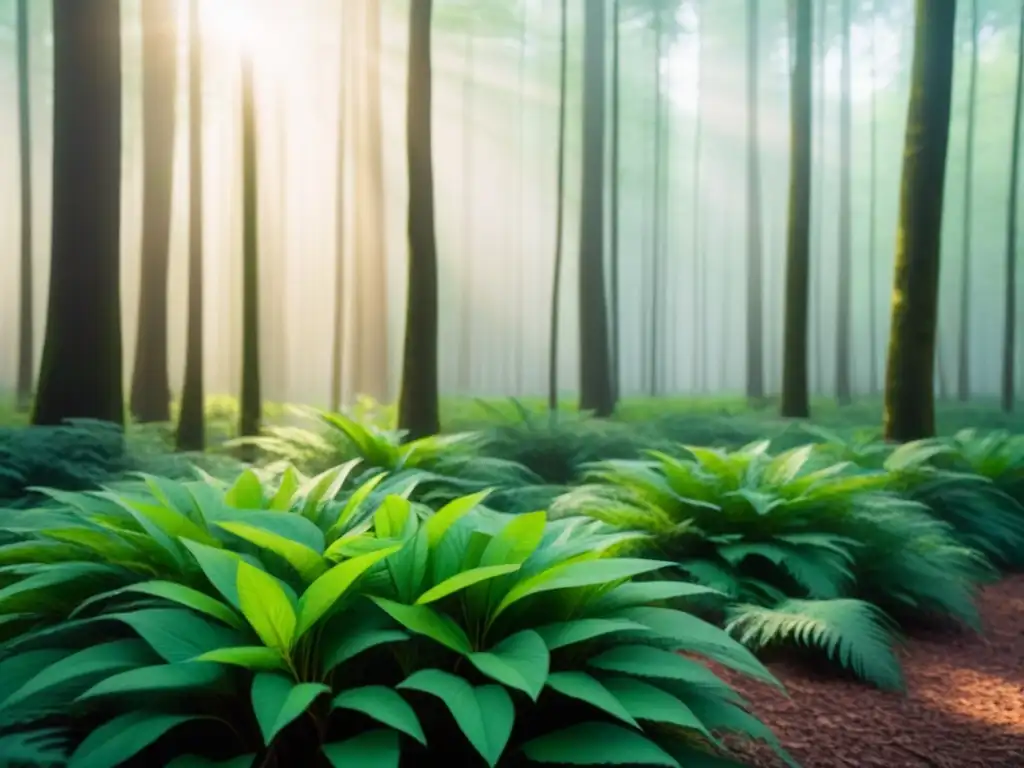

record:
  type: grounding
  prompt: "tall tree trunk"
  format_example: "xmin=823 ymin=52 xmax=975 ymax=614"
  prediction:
xmin=835 ymin=0 xmax=853 ymax=405
xmin=514 ymin=1 xmax=528 ymax=394
xmin=610 ymin=0 xmax=621 ymax=402
xmin=868 ymin=0 xmax=879 ymax=395
xmin=15 ymin=0 xmax=33 ymax=413
xmin=649 ymin=12 xmax=664 ymax=396
xmin=33 ymin=0 xmax=123 ymax=428
xmin=238 ymin=56 xmax=261 ymax=444
xmin=1002 ymin=0 xmax=1024 ymax=413
xmin=398 ymin=0 xmax=440 ymax=439
xmin=746 ymin=0 xmax=765 ymax=403
xmin=330 ymin=4 xmax=350 ymax=414
xmin=957 ymin=0 xmax=979 ymax=402
xmin=812 ymin=0 xmax=826 ymax=396
xmin=176 ymin=0 xmax=205 ymax=451
xmin=692 ymin=0 xmax=705 ymax=393
xmin=780 ymin=0 xmax=813 ymax=419
xmin=129 ymin=0 xmax=178 ymax=424
xmin=883 ymin=0 xmax=957 ymax=442
xmin=459 ymin=27 xmax=475 ymax=393
xmin=578 ymin=0 xmax=614 ymax=416
xmin=547 ymin=0 xmax=569 ymax=417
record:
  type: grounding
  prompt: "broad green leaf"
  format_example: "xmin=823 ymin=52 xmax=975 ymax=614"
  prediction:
xmin=602 ymin=677 xmax=714 ymax=741
xmin=77 ymin=662 xmax=229 ymax=700
xmin=478 ymin=511 xmax=547 ymax=568
xmin=323 ymin=730 xmax=400 ymax=767
xmin=326 ymin=472 xmax=388 ymax=538
xmin=374 ymin=496 xmax=414 ymax=539
xmin=416 ymin=564 xmax=521 ymax=605
xmin=423 ymin=490 xmax=492 ymax=546
xmin=75 ymin=581 xmax=243 ymax=630
xmin=68 ymin=712 xmax=204 ymax=768
xmin=0 ymin=562 xmax=127 ymax=613
xmin=588 ymin=645 xmax=732 ymax=689
xmin=534 ymin=618 xmax=648 ymax=650
xmin=467 ymin=630 xmax=549 ymax=700
xmin=3 ymin=640 xmax=153 ymax=709
xmin=251 ymin=673 xmax=331 ymax=745
xmin=333 ymin=686 xmax=426 ymax=744
xmin=139 ymin=474 xmax=199 ymax=519
xmin=270 ymin=466 xmax=301 ymax=511
xmin=295 ymin=546 xmax=400 ymax=639
xmin=371 ymin=597 xmax=471 ymax=654
xmin=237 ymin=561 xmax=297 ymax=654
xmin=296 ymin=459 xmax=362 ymax=519
xmin=193 ymin=646 xmax=287 ymax=671
xmin=588 ymin=581 xmax=723 ymax=613
xmin=398 ymin=670 xmax=513 ymax=767
xmin=322 ymin=629 xmax=410 ymax=674
xmin=0 ymin=649 xmax=68 ymax=702
xmin=216 ymin=522 xmax=325 ymax=582
xmin=545 ymin=672 xmax=636 ymax=727
xmin=522 ymin=722 xmax=680 ymax=766
xmin=110 ymin=608 xmax=247 ymax=663
xmin=225 ymin=469 xmax=265 ymax=509
xmin=493 ymin=558 xmax=675 ymax=619
xmin=181 ymin=540 xmax=243 ymax=609
xmin=41 ymin=527 xmax=140 ymax=563
xmin=115 ymin=496 xmax=219 ymax=547
xmin=323 ymin=519 xmax=374 ymax=561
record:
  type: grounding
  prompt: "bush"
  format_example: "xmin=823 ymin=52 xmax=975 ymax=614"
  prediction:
xmin=0 ymin=467 xmax=795 ymax=767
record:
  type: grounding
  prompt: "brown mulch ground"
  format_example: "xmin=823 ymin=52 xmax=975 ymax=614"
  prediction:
xmin=716 ymin=575 xmax=1024 ymax=767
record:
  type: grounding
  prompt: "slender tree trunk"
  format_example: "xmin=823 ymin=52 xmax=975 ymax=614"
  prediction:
xmin=1002 ymin=1 xmax=1024 ymax=413
xmin=883 ymin=0 xmax=957 ymax=442
xmin=398 ymin=0 xmax=440 ymax=439
xmin=459 ymin=28 xmax=475 ymax=393
xmin=780 ymin=0 xmax=813 ymax=419
xmin=610 ymin=0 xmax=621 ymax=402
xmin=746 ymin=0 xmax=765 ymax=403
xmin=238 ymin=56 xmax=261 ymax=444
xmin=868 ymin=0 xmax=879 ymax=395
xmin=577 ymin=0 xmax=614 ymax=416
xmin=547 ymin=0 xmax=569 ymax=417
xmin=514 ymin=1 xmax=528 ymax=394
xmin=176 ymin=0 xmax=205 ymax=451
xmin=129 ymin=0 xmax=178 ymax=424
xmin=812 ymin=0 xmax=826 ymax=396
xmin=33 ymin=1 xmax=124 ymax=428
xmin=835 ymin=0 xmax=853 ymax=405
xmin=330 ymin=4 xmax=350 ymax=413
xmin=15 ymin=0 xmax=33 ymax=412
xmin=649 ymin=13 xmax=664 ymax=396
xmin=957 ymin=0 xmax=979 ymax=402
xmin=692 ymin=1 xmax=705 ymax=393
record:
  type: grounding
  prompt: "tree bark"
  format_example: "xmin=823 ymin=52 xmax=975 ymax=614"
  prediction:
xmin=129 ymin=0 xmax=178 ymax=424
xmin=577 ymin=0 xmax=614 ymax=417
xmin=238 ymin=55 xmax=262 ymax=444
xmin=33 ymin=0 xmax=124 ymax=428
xmin=330 ymin=3 xmax=350 ymax=414
xmin=835 ymin=0 xmax=853 ymax=406
xmin=176 ymin=0 xmax=205 ymax=451
xmin=957 ymin=0 xmax=979 ymax=402
xmin=547 ymin=0 xmax=569 ymax=417
xmin=746 ymin=0 xmax=765 ymax=403
xmin=780 ymin=0 xmax=813 ymax=419
xmin=398 ymin=0 xmax=440 ymax=439
xmin=610 ymin=0 xmax=621 ymax=402
xmin=15 ymin=0 xmax=33 ymax=413
xmin=649 ymin=11 xmax=664 ymax=396
xmin=1002 ymin=0 xmax=1024 ymax=413
xmin=868 ymin=0 xmax=879 ymax=395
xmin=883 ymin=0 xmax=957 ymax=442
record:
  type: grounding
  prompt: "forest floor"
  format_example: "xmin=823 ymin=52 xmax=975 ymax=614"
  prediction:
xmin=717 ymin=575 xmax=1024 ymax=768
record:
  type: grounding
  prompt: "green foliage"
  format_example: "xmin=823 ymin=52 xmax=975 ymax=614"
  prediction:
xmin=0 ymin=473 xmax=791 ymax=766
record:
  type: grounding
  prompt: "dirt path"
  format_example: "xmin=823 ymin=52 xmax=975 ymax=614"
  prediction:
xmin=717 ymin=575 xmax=1024 ymax=767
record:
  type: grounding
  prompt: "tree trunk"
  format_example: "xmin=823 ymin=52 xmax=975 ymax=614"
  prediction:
xmin=33 ymin=0 xmax=124 ymax=428
xmin=812 ymin=0 xmax=826 ymax=396
xmin=459 ymin=27 xmax=475 ymax=394
xmin=692 ymin=0 xmax=705 ymax=393
xmin=957 ymin=0 xmax=979 ymax=402
xmin=1002 ymin=0 xmax=1024 ymax=413
xmin=868 ymin=0 xmax=879 ymax=395
xmin=330 ymin=3 xmax=350 ymax=414
xmin=577 ymin=0 xmax=614 ymax=417
xmin=780 ymin=0 xmax=813 ymax=419
xmin=746 ymin=0 xmax=765 ymax=403
xmin=398 ymin=0 xmax=440 ymax=439
xmin=610 ymin=0 xmax=621 ymax=402
xmin=835 ymin=0 xmax=853 ymax=406
xmin=176 ymin=0 xmax=205 ymax=451
xmin=883 ymin=0 xmax=957 ymax=442
xmin=514 ymin=2 xmax=528 ymax=394
xmin=547 ymin=0 xmax=569 ymax=417
xmin=238 ymin=56 xmax=261 ymax=444
xmin=129 ymin=0 xmax=178 ymax=424
xmin=649 ymin=12 xmax=664 ymax=396
xmin=15 ymin=0 xmax=33 ymax=413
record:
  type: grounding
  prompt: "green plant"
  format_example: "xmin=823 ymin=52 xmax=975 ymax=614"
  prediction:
xmin=0 ymin=472 xmax=795 ymax=767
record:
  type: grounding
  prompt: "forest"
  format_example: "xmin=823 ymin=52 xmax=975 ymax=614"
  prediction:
xmin=0 ymin=0 xmax=1022 ymax=766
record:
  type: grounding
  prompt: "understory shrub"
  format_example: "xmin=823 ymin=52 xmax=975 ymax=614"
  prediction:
xmin=0 ymin=466 xmax=795 ymax=767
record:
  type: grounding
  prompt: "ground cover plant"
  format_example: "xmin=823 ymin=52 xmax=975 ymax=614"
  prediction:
xmin=0 ymin=464 xmax=795 ymax=767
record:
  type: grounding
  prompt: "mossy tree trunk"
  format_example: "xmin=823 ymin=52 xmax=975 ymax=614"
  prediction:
xmin=176 ymin=0 xmax=205 ymax=451
xmin=835 ymin=0 xmax=853 ymax=406
xmin=33 ymin=0 xmax=124 ymax=428
xmin=780 ymin=0 xmax=813 ymax=419
xmin=398 ymin=0 xmax=440 ymax=439
xmin=15 ymin=0 xmax=33 ymax=413
xmin=1001 ymin=1 xmax=1024 ymax=413
xmin=129 ymin=0 xmax=178 ymax=424
xmin=883 ymin=0 xmax=957 ymax=442
xmin=746 ymin=0 xmax=765 ymax=403
xmin=577 ymin=0 xmax=615 ymax=417
xmin=238 ymin=55 xmax=262 ymax=448
xmin=547 ymin=0 xmax=569 ymax=418
xmin=957 ymin=0 xmax=979 ymax=402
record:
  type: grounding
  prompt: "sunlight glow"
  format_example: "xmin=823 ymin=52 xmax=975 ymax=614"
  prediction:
xmin=195 ymin=0 xmax=293 ymax=74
